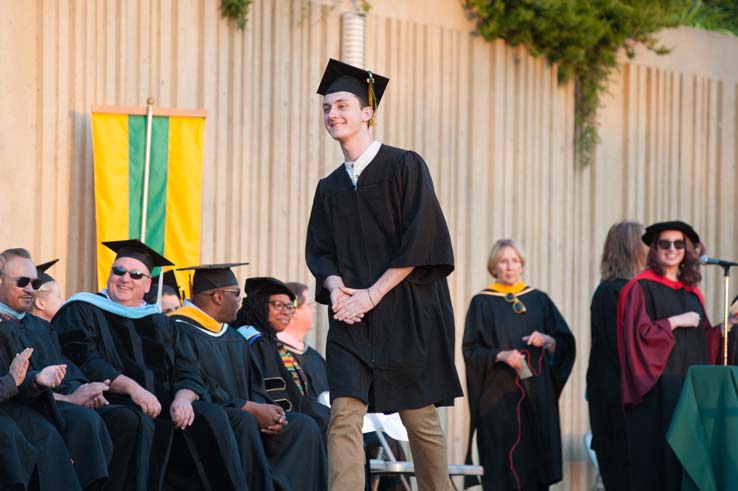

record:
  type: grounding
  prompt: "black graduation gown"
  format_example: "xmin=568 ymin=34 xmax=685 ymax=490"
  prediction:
xmin=244 ymin=328 xmax=331 ymax=437
xmin=585 ymin=279 xmax=629 ymax=490
xmin=619 ymin=279 xmax=716 ymax=491
xmin=306 ymin=144 xmax=462 ymax=412
xmin=462 ymin=288 xmax=575 ymax=490
xmin=171 ymin=313 xmax=329 ymax=491
xmin=0 ymin=333 xmax=81 ymax=490
xmin=54 ymin=297 xmax=249 ymax=491
xmin=0 ymin=313 xmax=113 ymax=490
xmin=0 ymin=375 xmax=40 ymax=490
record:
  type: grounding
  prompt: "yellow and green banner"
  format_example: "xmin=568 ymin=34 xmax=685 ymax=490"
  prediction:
xmin=91 ymin=105 xmax=206 ymax=292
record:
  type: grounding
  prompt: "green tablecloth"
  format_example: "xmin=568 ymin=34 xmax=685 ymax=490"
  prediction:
xmin=666 ymin=365 xmax=738 ymax=491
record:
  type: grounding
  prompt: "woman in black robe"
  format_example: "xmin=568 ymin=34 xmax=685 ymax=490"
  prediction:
xmin=585 ymin=220 xmax=646 ymax=489
xmin=463 ymin=239 xmax=575 ymax=491
xmin=235 ymin=277 xmax=330 ymax=436
xmin=618 ymin=221 xmax=723 ymax=490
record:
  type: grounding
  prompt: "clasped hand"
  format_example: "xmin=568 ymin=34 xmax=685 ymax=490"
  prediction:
xmin=331 ymin=286 xmax=377 ymax=325
xmin=67 ymin=380 xmax=111 ymax=409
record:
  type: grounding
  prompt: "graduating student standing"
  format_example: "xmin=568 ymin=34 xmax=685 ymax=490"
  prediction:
xmin=306 ymin=59 xmax=463 ymax=490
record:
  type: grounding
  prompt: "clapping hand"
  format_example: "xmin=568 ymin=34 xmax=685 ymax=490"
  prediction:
xmin=9 ymin=348 xmax=33 ymax=386
xmin=35 ymin=364 xmax=67 ymax=388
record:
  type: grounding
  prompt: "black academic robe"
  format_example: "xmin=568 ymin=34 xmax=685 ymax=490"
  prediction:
xmin=306 ymin=144 xmax=462 ymax=412
xmin=54 ymin=297 xmax=250 ymax=491
xmin=0 ymin=342 xmax=83 ymax=491
xmin=171 ymin=313 xmax=329 ymax=491
xmin=463 ymin=288 xmax=575 ymax=490
xmin=0 ymin=313 xmax=112 ymax=489
xmin=585 ymin=279 xmax=629 ymax=490
xmin=0 ymin=407 xmax=38 ymax=490
xmin=618 ymin=275 xmax=719 ymax=491
xmin=244 ymin=328 xmax=331 ymax=437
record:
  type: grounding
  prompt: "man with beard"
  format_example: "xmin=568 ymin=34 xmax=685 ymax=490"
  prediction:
xmin=0 ymin=248 xmax=112 ymax=490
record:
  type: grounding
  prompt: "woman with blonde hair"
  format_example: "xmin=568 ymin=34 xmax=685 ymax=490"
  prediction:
xmin=586 ymin=220 xmax=647 ymax=490
xmin=463 ymin=239 xmax=576 ymax=490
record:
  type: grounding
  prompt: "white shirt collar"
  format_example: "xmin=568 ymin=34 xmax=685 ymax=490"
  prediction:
xmin=344 ymin=140 xmax=381 ymax=186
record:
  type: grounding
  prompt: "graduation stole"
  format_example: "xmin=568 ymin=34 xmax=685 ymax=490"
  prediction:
xmin=0 ymin=302 xmax=25 ymax=320
xmin=278 ymin=344 xmax=307 ymax=396
xmin=482 ymin=281 xmax=531 ymax=296
xmin=64 ymin=292 xmax=159 ymax=319
xmin=170 ymin=305 xmax=223 ymax=334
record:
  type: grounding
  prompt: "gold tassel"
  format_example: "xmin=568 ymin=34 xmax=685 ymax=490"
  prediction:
xmin=367 ymin=71 xmax=376 ymax=127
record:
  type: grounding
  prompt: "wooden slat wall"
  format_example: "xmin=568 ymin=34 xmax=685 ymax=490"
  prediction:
xmin=1 ymin=1 xmax=737 ymax=488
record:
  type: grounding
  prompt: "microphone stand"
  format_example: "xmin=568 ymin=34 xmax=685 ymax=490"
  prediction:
xmin=723 ymin=265 xmax=733 ymax=366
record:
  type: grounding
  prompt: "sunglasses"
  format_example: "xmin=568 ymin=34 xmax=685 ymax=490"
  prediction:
xmin=657 ymin=240 xmax=685 ymax=251
xmin=505 ymin=292 xmax=527 ymax=314
xmin=1 ymin=272 xmax=42 ymax=290
xmin=111 ymin=266 xmax=149 ymax=280
xmin=268 ymin=300 xmax=296 ymax=313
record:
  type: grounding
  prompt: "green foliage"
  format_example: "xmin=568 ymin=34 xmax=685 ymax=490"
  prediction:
xmin=221 ymin=0 xmax=253 ymax=30
xmin=223 ymin=1 xmax=371 ymax=31
xmin=674 ymin=0 xmax=738 ymax=35
xmin=465 ymin=0 xmax=686 ymax=166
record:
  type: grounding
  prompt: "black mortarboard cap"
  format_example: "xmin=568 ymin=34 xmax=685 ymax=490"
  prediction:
xmin=317 ymin=58 xmax=389 ymax=125
xmin=642 ymin=220 xmax=700 ymax=246
xmin=102 ymin=239 xmax=173 ymax=272
xmin=151 ymin=270 xmax=180 ymax=294
xmin=177 ymin=263 xmax=249 ymax=295
xmin=36 ymin=259 xmax=59 ymax=285
xmin=244 ymin=277 xmax=296 ymax=301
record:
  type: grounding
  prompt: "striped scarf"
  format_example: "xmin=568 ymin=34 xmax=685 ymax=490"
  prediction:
xmin=278 ymin=343 xmax=307 ymax=396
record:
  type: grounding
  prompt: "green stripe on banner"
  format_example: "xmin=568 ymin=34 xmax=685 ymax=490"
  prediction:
xmin=128 ymin=115 xmax=146 ymax=238
xmin=145 ymin=116 xmax=169 ymax=276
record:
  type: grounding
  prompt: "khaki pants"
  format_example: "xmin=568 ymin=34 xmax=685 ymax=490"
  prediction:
xmin=328 ymin=397 xmax=449 ymax=491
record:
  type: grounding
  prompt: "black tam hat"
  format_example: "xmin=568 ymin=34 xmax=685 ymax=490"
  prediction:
xmin=244 ymin=277 xmax=296 ymax=301
xmin=317 ymin=58 xmax=389 ymax=126
xmin=642 ymin=220 xmax=700 ymax=246
xmin=36 ymin=259 xmax=59 ymax=285
xmin=178 ymin=263 xmax=249 ymax=295
xmin=102 ymin=239 xmax=173 ymax=272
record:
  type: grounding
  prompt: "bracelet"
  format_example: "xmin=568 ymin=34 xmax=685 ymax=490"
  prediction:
xmin=367 ymin=289 xmax=376 ymax=307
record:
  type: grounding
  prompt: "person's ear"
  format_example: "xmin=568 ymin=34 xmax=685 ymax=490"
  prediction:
xmin=34 ymin=296 xmax=45 ymax=311
xmin=361 ymin=106 xmax=373 ymax=122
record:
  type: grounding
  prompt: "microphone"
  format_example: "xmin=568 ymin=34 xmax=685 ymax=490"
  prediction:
xmin=699 ymin=255 xmax=738 ymax=267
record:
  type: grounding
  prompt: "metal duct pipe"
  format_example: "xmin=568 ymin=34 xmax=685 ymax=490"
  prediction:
xmin=340 ymin=10 xmax=366 ymax=68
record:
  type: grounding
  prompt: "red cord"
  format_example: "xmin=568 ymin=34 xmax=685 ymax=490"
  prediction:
xmin=508 ymin=348 xmax=545 ymax=491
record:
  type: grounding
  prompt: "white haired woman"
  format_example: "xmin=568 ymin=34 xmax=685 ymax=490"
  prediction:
xmin=463 ymin=239 xmax=576 ymax=491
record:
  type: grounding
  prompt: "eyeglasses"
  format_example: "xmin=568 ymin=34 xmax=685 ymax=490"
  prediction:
xmin=657 ymin=240 xmax=685 ymax=251
xmin=1 ymin=272 xmax=42 ymax=290
xmin=210 ymin=289 xmax=241 ymax=297
xmin=269 ymin=300 xmax=296 ymax=313
xmin=505 ymin=292 xmax=527 ymax=314
xmin=111 ymin=266 xmax=149 ymax=280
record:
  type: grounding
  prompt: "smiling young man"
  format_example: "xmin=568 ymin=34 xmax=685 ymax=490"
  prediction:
xmin=306 ymin=59 xmax=463 ymax=491
xmin=53 ymin=240 xmax=252 ymax=491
